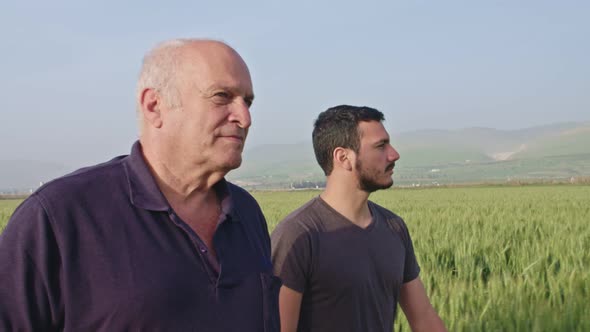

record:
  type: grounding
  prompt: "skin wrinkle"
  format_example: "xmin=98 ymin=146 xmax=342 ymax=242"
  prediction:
xmin=137 ymin=39 xmax=255 ymax=255
xmin=138 ymin=40 xmax=253 ymax=198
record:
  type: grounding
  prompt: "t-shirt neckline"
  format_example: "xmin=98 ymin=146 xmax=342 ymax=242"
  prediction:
xmin=315 ymin=196 xmax=378 ymax=232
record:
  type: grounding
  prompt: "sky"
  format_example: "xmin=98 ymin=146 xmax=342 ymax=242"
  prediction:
xmin=1 ymin=0 xmax=588 ymax=168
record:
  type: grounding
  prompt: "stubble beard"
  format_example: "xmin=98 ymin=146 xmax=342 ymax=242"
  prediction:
xmin=356 ymin=159 xmax=394 ymax=193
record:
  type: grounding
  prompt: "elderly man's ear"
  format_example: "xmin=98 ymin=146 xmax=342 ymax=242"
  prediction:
xmin=140 ymin=88 xmax=163 ymax=129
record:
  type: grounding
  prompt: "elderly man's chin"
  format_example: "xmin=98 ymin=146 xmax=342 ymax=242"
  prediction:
xmin=218 ymin=154 xmax=244 ymax=172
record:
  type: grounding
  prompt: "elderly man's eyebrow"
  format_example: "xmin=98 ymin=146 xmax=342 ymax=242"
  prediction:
xmin=203 ymin=84 xmax=255 ymax=106
xmin=204 ymin=84 xmax=252 ymax=96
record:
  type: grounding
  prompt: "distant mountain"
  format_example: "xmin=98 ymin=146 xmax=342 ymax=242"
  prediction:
xmin=228 ymin=143 xmax=324 ymax=187
xmin=2 ymin=122 xmax=589 ymax=191
xmin=511 ymin=124 xmax=590 ymax=158
xmin=228 ymin=122 xmax=590 ymax=188
xmin=392 ymin=122 xmax=586 ymax=166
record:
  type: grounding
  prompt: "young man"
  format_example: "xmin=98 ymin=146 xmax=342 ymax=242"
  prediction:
xmin=271 ymin=105 xmax=446 ymax=332
xmin=0 ymin=39 xmax=280 ymax=331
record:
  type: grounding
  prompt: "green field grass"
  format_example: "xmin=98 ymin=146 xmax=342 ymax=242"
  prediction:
xmin=0 ymin=200 xmax=21 ymax=233
xmin=254 ymin=185 xmax=590 ymax=331
xmin=2 ymin=185 xmax=589 ymax=331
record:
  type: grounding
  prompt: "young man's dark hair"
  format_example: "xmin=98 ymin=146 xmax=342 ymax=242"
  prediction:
xmin=312 ymin=105 xmax=384 ymax=175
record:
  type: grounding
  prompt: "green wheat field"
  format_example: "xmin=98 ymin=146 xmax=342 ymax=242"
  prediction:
xmin=2 ymin=185 xmax=589 ymax=331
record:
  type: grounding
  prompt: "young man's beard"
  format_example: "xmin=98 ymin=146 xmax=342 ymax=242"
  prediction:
xmin=356 ymin=159 xmax=394 ymax=193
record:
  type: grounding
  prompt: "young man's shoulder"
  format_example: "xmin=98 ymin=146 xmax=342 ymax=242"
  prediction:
xmin=368 ymin=200 xmax=408 ymax=233
xmin=272 ymin=197 xmax=324 ymax=237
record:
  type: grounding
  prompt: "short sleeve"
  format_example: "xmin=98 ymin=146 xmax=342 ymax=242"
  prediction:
xmin=397 ymin=218 xmax=420 ymax=283
xmin=270 ymin=220 xmax=312 ymax=293
xmin=0 ymin=194 xmax=62 ymax=330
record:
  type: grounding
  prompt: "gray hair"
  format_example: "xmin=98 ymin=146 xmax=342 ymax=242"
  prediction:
xmin=136 ymin=39 xmax=193 ymax=115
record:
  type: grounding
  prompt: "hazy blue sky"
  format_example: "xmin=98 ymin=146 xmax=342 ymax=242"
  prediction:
xmin=1 ymin=0 xmax=588 ymax=167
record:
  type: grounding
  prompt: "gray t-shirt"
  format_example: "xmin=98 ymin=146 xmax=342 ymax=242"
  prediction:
xmin=271 ymin=197 xmax=420 ymax=332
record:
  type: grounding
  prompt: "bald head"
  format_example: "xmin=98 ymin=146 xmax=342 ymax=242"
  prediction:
xmin=136 ymin=38 xmax=254 ymax=175
xmin=136 ymin=39 xmax=251 ymax=129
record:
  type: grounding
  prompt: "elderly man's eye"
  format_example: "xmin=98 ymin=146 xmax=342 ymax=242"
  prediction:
xmin=214 ymin=91 xmax=230 ymax=99
xmin=212 ymin=91 xmax=232 ymax=105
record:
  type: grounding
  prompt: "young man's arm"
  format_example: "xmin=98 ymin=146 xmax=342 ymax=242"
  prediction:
xmin=399 ymin=277 xmax=447 ymax=332
xmin=278 ymin=286 xmax=303 ymax=332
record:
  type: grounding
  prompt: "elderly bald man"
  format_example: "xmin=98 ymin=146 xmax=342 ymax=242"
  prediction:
xmin=0 ymin=39 xmax=280 ymax=331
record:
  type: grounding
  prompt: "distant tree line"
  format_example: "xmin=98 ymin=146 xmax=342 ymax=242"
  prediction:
xmin=291 ymin=181 xmax=326 ymax=189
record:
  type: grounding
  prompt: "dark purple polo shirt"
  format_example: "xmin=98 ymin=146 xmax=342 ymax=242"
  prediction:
xmin=0 ymin=142 xmax=280 ymax=331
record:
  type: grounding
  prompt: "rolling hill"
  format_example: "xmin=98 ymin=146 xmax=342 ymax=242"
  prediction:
xmin=2 ymin=122 xmax=588 ymax=192
xmin=228 ymin=122 xmax=590 ymax=188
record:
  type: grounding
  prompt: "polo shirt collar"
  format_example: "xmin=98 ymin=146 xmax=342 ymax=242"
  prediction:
xmin=124 ymin=141 xmax=169 ymax=211
xmin=123 ymin=141 xmax=237 ymax=221
xmin=215 ymin=178 xmax=239 ymax=223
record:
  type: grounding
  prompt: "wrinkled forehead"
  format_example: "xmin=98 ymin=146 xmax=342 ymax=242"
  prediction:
xmin=178 ymin=43 xmax=253 ymax=93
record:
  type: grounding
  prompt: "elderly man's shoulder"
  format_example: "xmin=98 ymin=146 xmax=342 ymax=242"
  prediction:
xmin=4 ymin=156 xmax=128 ymax=239
xmin=225 ymin=181 xmax=254 ymax=198
xmin=224 ymin=181 xmax=263 ymax=210
xmin=33 ymin=155 xmax=128 ymax=208
xmin=39 ymin=156 xmax=127 ymax=196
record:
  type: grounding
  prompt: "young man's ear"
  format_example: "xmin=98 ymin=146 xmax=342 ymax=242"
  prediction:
xmin=139 ymin=88 xmax=163 ymax=128
xmin=333 ymin=147 xmax=354 ymax=172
